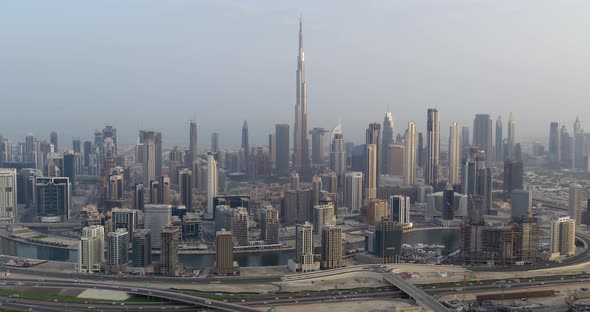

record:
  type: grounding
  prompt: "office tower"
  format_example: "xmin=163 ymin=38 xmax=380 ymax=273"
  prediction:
xmin=295 ymin=221 xmax=315 ymax=272
xmin=448 ymin=122 xmax=460 ymax=185
xmin=330 ymin=123 xmax=346 ymax=193
xmin=215 ymin=205 xmax=233 ymax=231
xmin=321 ymin=225 xmax=343 ymax=269
xmin=389 ymin=195 xmax=410 ymax=224
xmin=133 ymin=183 xmax=144 ymax=211
xmin=50 ymin=131 xmax=58 ymax=152
xmin=210 ymin=132 xmax=219 ymax=154
xmin=550 ymin=216 xmax=576 ymax=259
xmin=417 ymin=132 xmax=424 ymax=168
xmin=150 ymin=178 xmax=160 ymax=204
xmin=157 ymin=176 xmax=171 ymax=205
xmin=207 ymin=154 xmax=218 ymax=214
xmin=311 ymin=175 xmax=322 ymax=208
xmin=35 ymin=177 xmax=70 ymax=222
xmin=425 ymin=108 xmax=440 ymax=185
xmin=168 ymin=146 xmax=183 ymax=184
xmin=442 ymin=187 xmax=454 ymax=221
xmin=374 ymin=218 xmax=403 ymax=263
xmin=309 ymin=128 xmax=328 ymax=166
xmin=181 ymin=212 xmax=202 ymax=241
xmin=110 ymin=208 xmax=139 ymax=238
xmin=569 ymin=184 xmax=586 ymax=224
xmin=232 ymin=207 xmax=249 ymax=246
xmin=313 ymin=203 xmax=335 ymax=233
xmin=178 ymin=169 xmax=192 ymax=211
xmin=261 ymin=206 xmax=279 ymax=244
xmin=385 ymin=144 xmax=404 ymax=176
xmin=78 ymin=225 xmax=105 ymax=273
xmin=506 ymin=112 xmax=515 ymax=158
xmin=283 ymin=190 xmax=298 ymax=225
xmin=189 ymin=120 xmax=198 ymax=165
xmin=215 ymin=229 xmax=235 ymax=275
xmin=160 ymin=226 xmax=179 ymax=276
xmin=132 ymin=229 xmax=152 ymax=269
xmin=382 ymin=112 xmax=394 ymax=174
xmin=404 ymin=122 xmax=417 ymax=185
xmin=503 ymin=160 xmax=524 ymax=193
xmin=108 ymin=168 xmax=124 ymax=200
xmin=0 ymin=135 xmax=11 ymax=164
xmin=367 ymin=199 xmax=388 ymax=226
xmin=321 ymin=171 xmax=338 ymax=195
xmin=518 ymin=218 xmax=540 ymax=263
xmin=345 ymin=172 xmax=363 ymax=213
xmin=560 ymin=125 xmax=572 ymax=166
xmin=296 ymin=189 xmax=311 ymax=223
xmin=83 ymin=141 xmax=92 ymax=170
xmin=241 ymin=120 xmax=249 ymax=172
xmin=269 ymin=133 xmax=276 ymax=172
xmin=102 ymin=125 xmax=117 ymax=154
xmin=477 ymin=168 xmax=492 ymax=215
xmin=0 ymin=169 xmax=17 ymax=222
xmin=495 ymin=116 xmax=503 ymax=162
xmin=141 ymin=131 xmax=157 ymax=184
xmin=143 ymin=204 xmax=172 ymax=248
xmin=511 ymin=189 xmax=532 ymax=221
xmin=290 ymin=171 xmax=300 ymax=190
xmin=275 ymin=124 xmax=290 ymax=176
xmin=461 ymin=126 xmax=471 ymax=157
xmin=293 ymin=18 xmax=311 ymax=179
xmin=573 ymin=117 xmax=585 ymax=169
xmin=365 ymin=123 xmax=381 ymax=200
xmin=351 ymin=144 xmax=366 ymax=172
xmin=473 ymin=114 xmax=493 ymax=167
xmin=549 ymin=122 xmax=560 ymax=166
xmin=107 ymin=228 xmax=129 ymax=270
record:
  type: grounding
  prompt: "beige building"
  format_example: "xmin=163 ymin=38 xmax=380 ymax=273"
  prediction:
xmin=385 ymin=144 xmax=405 ymax=176
xmin=550 ymin=216 xmax=576 ymax=259
xmin=160 ymin=226 xmax=179 ymax=276
xmin=321 ymin=225 xmax=343 ymax=269
xmin=367 ymin=199 xmax=389 ymax=226
xmin=215 ymin=229 xmax=235 ymax=275
xmin=78 ymin=225 xmax=105 ymax=273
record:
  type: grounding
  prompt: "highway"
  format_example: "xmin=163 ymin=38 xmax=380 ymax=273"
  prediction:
xmin=374 ymin=267 xmax=450 ymax=312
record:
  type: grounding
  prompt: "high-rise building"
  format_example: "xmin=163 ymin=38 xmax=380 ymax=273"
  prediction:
xmin=296 ymin=189 xmax=311 ymax=223
xmin=374 ymin=218 xmax=403 ymax=263
xmin=385 ymin=144 xmax=404 ymax=176
xmin=345 ymin=172 xmax=363 ymax=213
xmin=110 ymin=208 xmax=139 ymax=239
xmin=365 ymin=123 xmax=381 ymax=200
xmin=310 ymin=128 xmax=329 ymax=166
xmin=330 ymin=123 xmax=346 ymax=198
xmin=549 ymin=216 xmax=576 ymax=259
xmin=140 ymin=130 xmax=157 ymax=184
xmin=50 ymin=131 xmax=58 ymax=152
xmin=108 ymin=169 xmax=124 ymax=201
xmin=311 ymin=175 xmax=322 ymax=208
xmin=207 ymin=154 xmax=218 ymax=215
xmin=107 ymin=228 xmax=129 ymax=271
xmin=232 ymin=207 xmax=249 ymax=246
xmin=382 ymin=112 xmax=394 ymax=174
xmin=503 ymin=160 xmax=523 ymax=193
xmin=313 ymin=203 xmax=335 ymax=233
xmin=261 ymin=206 xmax=279 ymax=244
xmin=131 ymin=229 xmax=152 ymax=269
xmin=549 ymin=122 xmax=560 ymax=166
xmin=495 ymin=116 xmax=503 ymax=162
xmin=211 ymin=132 xmax=219 ymax=154
xmin=569 ymin=184 xmax=586 ymax=225
xmin=425 ymin=108 xmax=440 ymax=185
xmin=275 ymin=124 xmax=290 ymax=176
xmin=477 ymin=168 xmax=492 ymax=216
xmin=321 ymin=225 xmax=343 ymax=269
xmin=367 ymin=199 xmax=388 ymax=226
xmin=511 ymin=189 xmax=532 ymax=221
xmin=283 ymin=190 xmax=298 ymax=225
xmin=63 ymin=151 xmax=77 ymax=191
xmin=35 ymin=177 xmax=70 ymax=222
xmin=0 ymin=169 xmax=17 ymax=222
xmin=507 ymin=112 xmax=515 ymax=158
xmin=293 ymin=18 xmax=311 ymax=179
xmin=389 ymin=195 xmax=410 ymax=225
xmin=448 ymin=122 xmax=460 ymax=185
xmin=189 ymin=121 xmax=198 ymax=165
xmin=461 ymin=126 xmax=471 ymax=158
xmin=442 ymin=187 xmax=454 ymax=221
xmin=215 ymin=205 xmax=233 ymax=231
xmin=473 ymin=114 xmax=493 ymax=168
xmin=160 ymin=226 xmax=179 ymax=276
xmin=178 ymin=168 xmax=192 ymax=211
xmin=143 ymin=204 xmax=172 ymax=248
xmin=560 ymin=125 xmax=572 ymax=166
xmin=215 ymin=229 xmax=235 ymax=275
xmin=290 ymin=171 xmax=300 ymax=191
xmin=133 ymin=183 xmax=144 ymax=211
xmin=241 ymin=120 xmax=249 ymax=173
xmin=78 ymin=225 xmax=105 ymax=273
xmin=573 ymin=117 xmax=585 ymax=169
xmin=294 ymin=221 xmax=315 ymax=272
xmin=404 ymin=122 xmax=417 ymax=185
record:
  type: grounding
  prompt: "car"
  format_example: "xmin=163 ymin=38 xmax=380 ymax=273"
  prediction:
xmin=521 ymin=298 xmax=528 ymax=301
xmin=205 ymin=300 xmax=212 ymax=305
xmin=88 ymin=307 xmax=95 ymax=309
xmin=9 ymin=294 xmax=20 ymax=298
xmin=275 ymin=297 xmax=279 ymax=300
xmin=241 ymin=300 xmax=246 ymax=302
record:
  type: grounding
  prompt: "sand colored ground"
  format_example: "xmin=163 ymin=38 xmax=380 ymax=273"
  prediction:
xmin=263 ymin=299 xmax=419 ymax=312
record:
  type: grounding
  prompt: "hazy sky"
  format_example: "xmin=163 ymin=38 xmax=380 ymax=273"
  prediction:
xmin=2 ymin=0 xmax=590 ymax=148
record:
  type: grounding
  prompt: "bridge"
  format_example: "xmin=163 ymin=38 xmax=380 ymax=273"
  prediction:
xmin=374 ymin=267 xmax=450 ymax=312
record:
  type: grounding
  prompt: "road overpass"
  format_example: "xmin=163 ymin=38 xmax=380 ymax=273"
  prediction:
xmin=374 ymin=267 xmax=450 ymax=312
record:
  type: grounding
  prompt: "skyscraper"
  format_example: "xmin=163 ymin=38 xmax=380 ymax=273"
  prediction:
xmin=78 ymin=225 xmax=105 ymax=273
xmin=507 ymin=112 xmax=515 ymax=158
xmin=189 ymin=121 xmax=198 ymax=165
xmin=495 ymin=116 xmax=503 ymax=162
xmin=133 ymin=183 xmax=144 ymax=211
xmin=143 ymin=204 xmax=172 ymax=248
xmin=35 ymin=177 xmax=70 ymax=222
xmin=345 ymin=172 xmax=363 ymax=213
xmin=389 ymin=195 xmax=410 ymax=225
xmin=140 ymin=130 xmax=157 ymax=184
xmin=404 ymin=122 xmax=417 ymax=185
xmin=107 ymin=228 xmax=129 ymax=271
xmin=275 ymin=124 xmax=290 ymax=176
xmin=425 ymin=109 xmax=440 ymax=186
xmin=232 ymin=207 xmax=249 ymax=246
xmin=461 ymin=126 xmax=470 ymax=159
xmin=503 ymin=160 xmax=523 ymax=193
xmin=511 ymin=189 xmax=532 ymax=222
xmin=294 ymin=221 xmax=316 ymax=272
xmin=310 ymin=128 xmax=329 ymax=166
xmin=131 ymin=229 xmax=152 ymax=269
xmin=260 ymin=206 xmax=279 ymax=244
xmin=313 ymin=203 xmax=335 ymax=233
xmin=550 ymin=216 xmax=575 ymax=259
xmin=365 ymin=123 xmax=381 ymax=200
xmin=330 ymin=123 xmax=346 ymax=197
xmin=569 ymin=183 xmax=585 ymax=225
xmin=211 ymin=132 xmax=219 ymax=154
xmin=293 ymin=18 xmax=311 ymax=179
xmin=215 ymin=229 xmax=235 ymax=275
xmin=160 ymin=226 xmax=179 ymax=276
xmin=473 ymin=114 xmax=493 ymax=168
xmin=321 ymin=225 xmax=343 ymax=270
xmin=50 ymin=131 xmax=58 ymax=152
xmin=382 ymin=112 xmax=394 ymax=174
xmin=0 ymin=169 xmax=17 ymax=222
xmin=110 ymin=208 xmax=139 ymax=239
xmin=549 ymin=122 xmax=561 ymax=166
xmin=573 ymin=117 xmax=585 ymax=169
xmin=241 ymin=120 xmax=249 ymax=173
xmin=207 ymin=154 xmax=218 ymax=215
xmin=374 ymin=218 xmax=403 ymax=263
xmin=178 ymin=168 xmax=192 ymax=211
xmin=448 ymin=122 xmax=460 ymax=186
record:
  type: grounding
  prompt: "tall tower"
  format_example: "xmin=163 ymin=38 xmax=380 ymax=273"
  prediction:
xmin=573 ymin=117 xmax=584 ymax=169
xmin=549 ymin=122 xmax=560 ymax=166
xmin=404 ymin=122 xmax=417 ymax=185
xmin=365 ymin=123 xmax=381 ymax=201
xmin=241 ymin=120 xmax=249 ymax=172
xmin=507 ymin=112 xmax=515 ymax=158
xmin=382 ymin=112 xmax=394 ymax=174
xmin=473 ymin=114 xmax=493 ymax=167
xmin=294 ymin=17 xmax=311 ymax=179
xmin=207 ymin=154 xmax=218 ymax=215
xmin=448 ymin=122 xmax=460 ymax=186
xmin=189 ymin=121 xmax=197 ymax=165
xmin=275 ymin=124 xmax=290 ymax=176
xmin=495 ymin=116 xmax=503 ymax=162
xmin=425 ymin=109 xmax=440 ymax=186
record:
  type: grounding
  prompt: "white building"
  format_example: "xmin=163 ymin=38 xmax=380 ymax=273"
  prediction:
xmin=207 ymin=154 xmax=218 ymax=215
xmin=78 ymin=225 xmax=105 ymax=273
xmin=0 ymin=169 xmax=17 ymax=222
xmin=289 ymin=221 xmax=319 ymax=272
xmin=313 ymin=203 xmax=336 ymax=234
xmin=108 ymin=228 xmax=129 ymax=269
xmin=404 ymin=122 xmax=417 ymax=185
xmin=345 ymin=172 xmax=363 ymax=213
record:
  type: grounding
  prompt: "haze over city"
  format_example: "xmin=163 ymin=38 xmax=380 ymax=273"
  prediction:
xmin=2 ymin=0 xmax=590 ymax=146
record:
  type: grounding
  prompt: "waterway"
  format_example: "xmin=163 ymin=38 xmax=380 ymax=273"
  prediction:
xmin=0 ymin=228 xmax=461 ymax=267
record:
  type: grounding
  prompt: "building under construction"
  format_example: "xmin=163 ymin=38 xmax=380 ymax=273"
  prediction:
xmin=462 ymin=217 xmax=539 ymax=265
